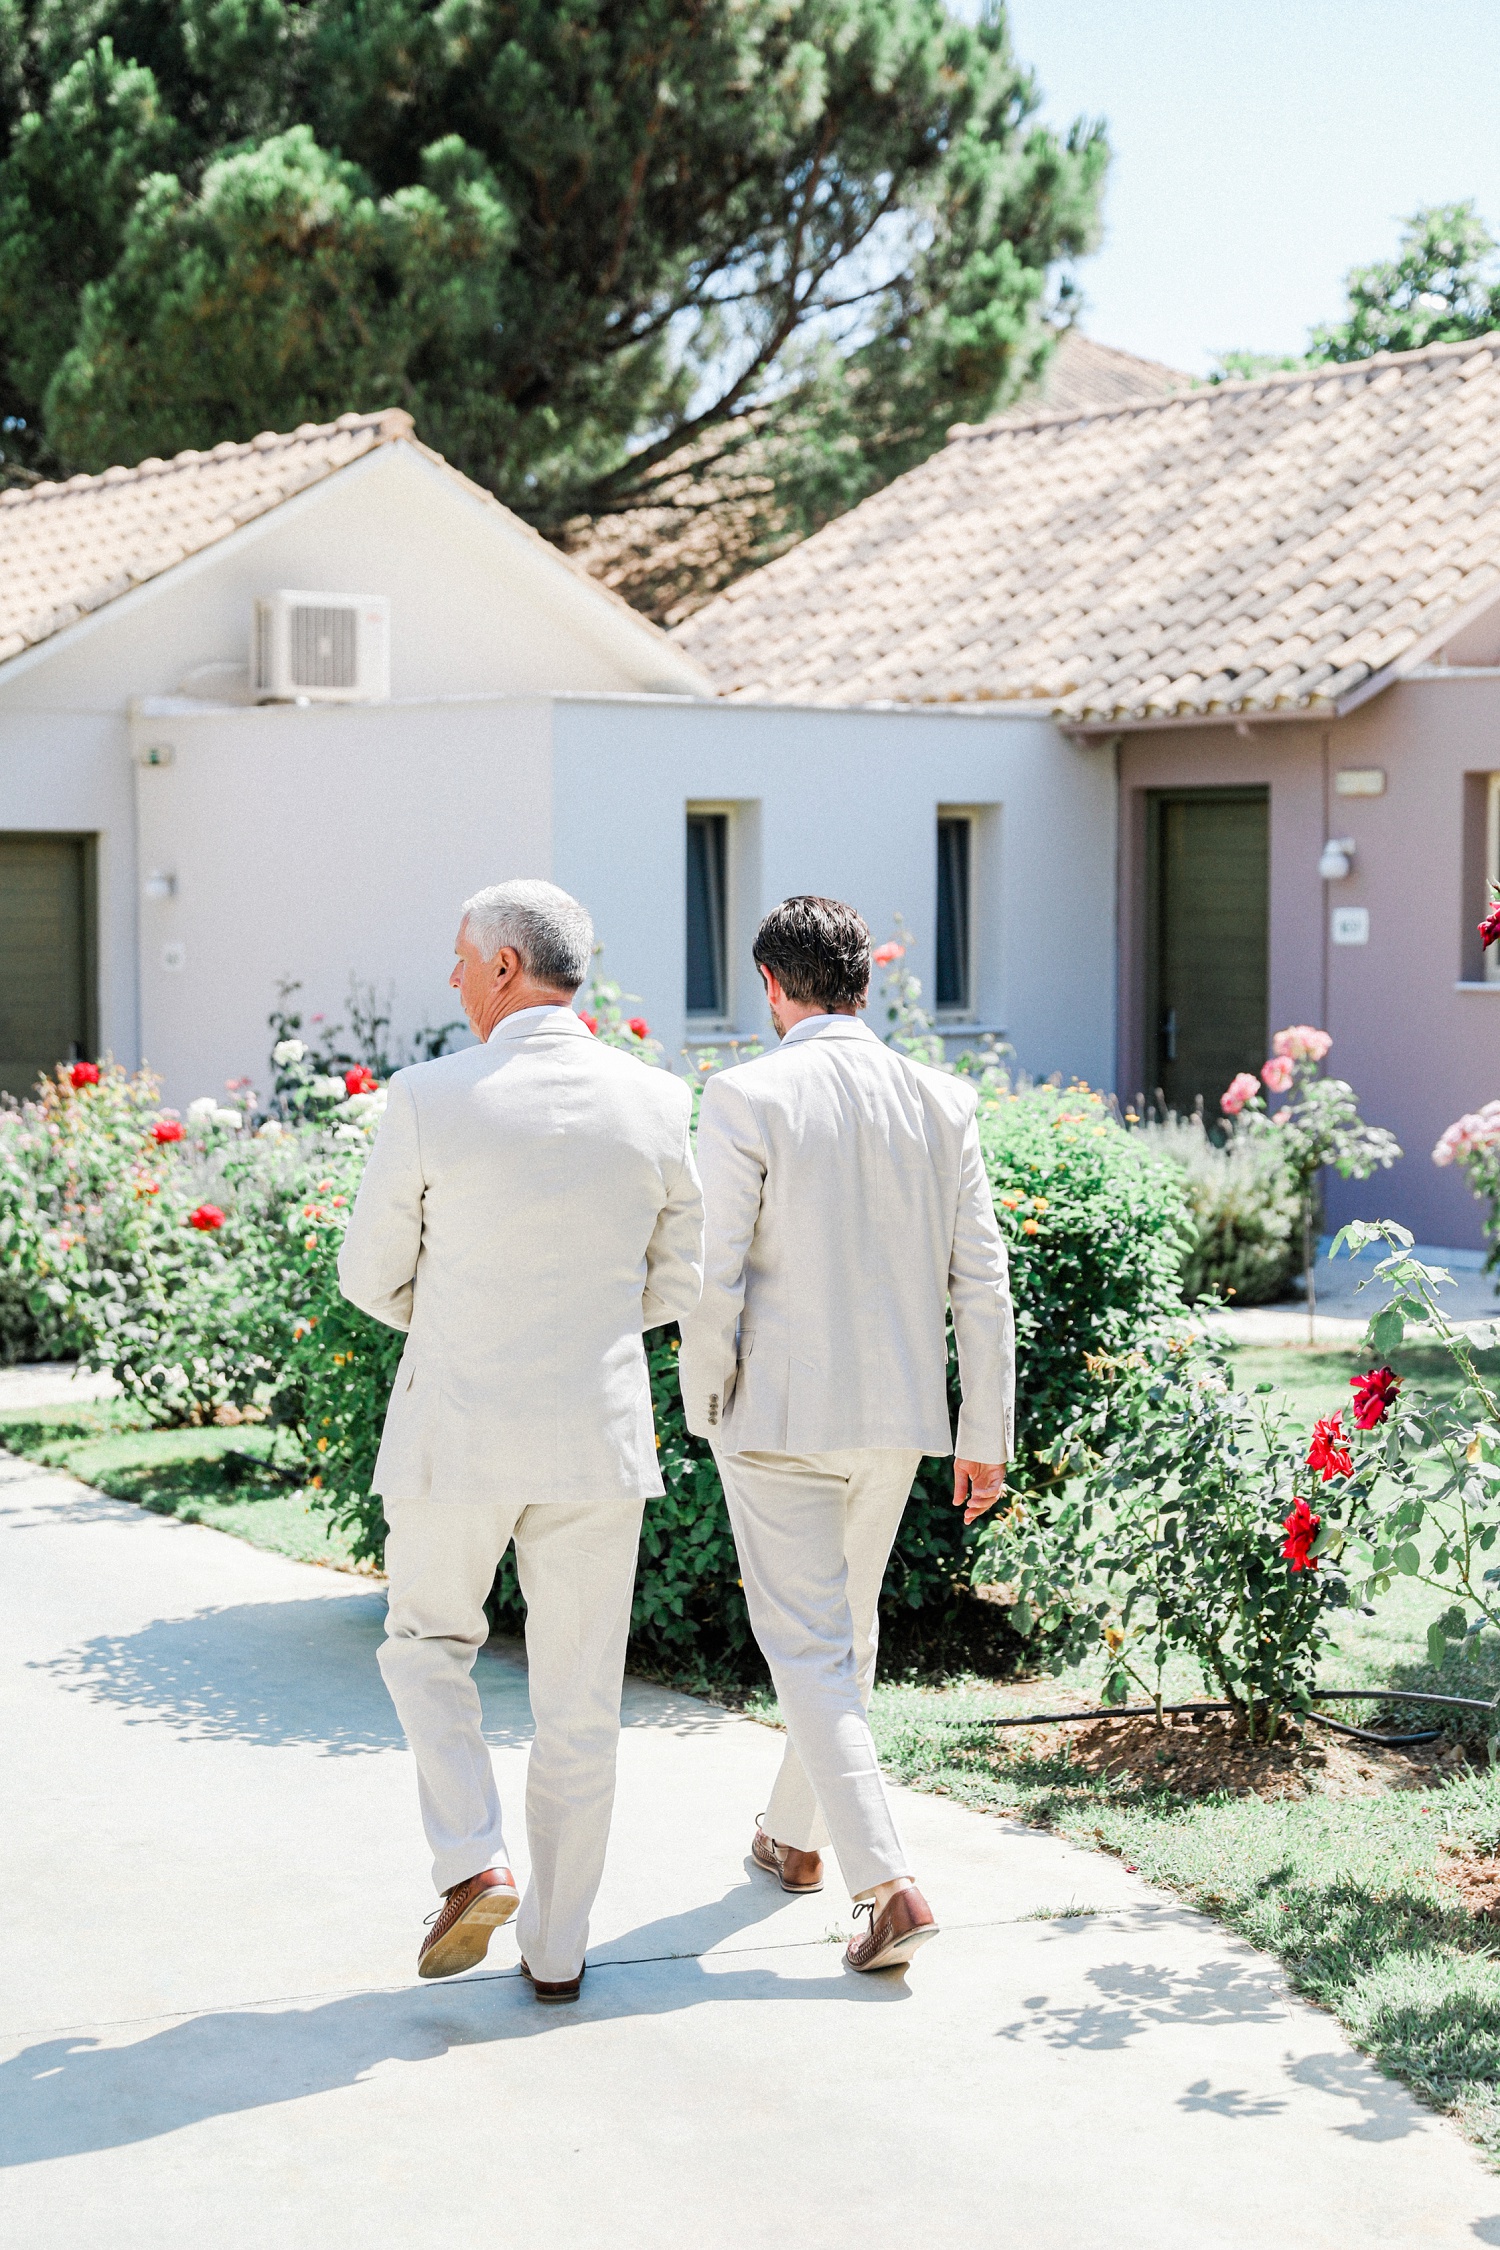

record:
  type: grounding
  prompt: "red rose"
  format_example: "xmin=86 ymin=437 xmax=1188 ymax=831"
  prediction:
xmin=344 ymin=1065 xmax=378 ymax=1095
xmin=68 ymin=1061 xmax=101 ymax=1089
xmin=1281 ymin=1498 xmax=1321 ymax=1573
xmin=580 ymin=1014 xmax=598 ymax=1034
xmin=188 ymin=1204 xmax=225 ymax=1231
xmin=152 ymin=1119 xmax=185 ymax=1145
xmin=1306 ymin=1412 xmax=1353 ymax=1481
xmin=1481 ymin=902 xmax=1500 ymax=951
xmin=629 ymin=1017 xmax=650 ymax=1039
xmin=1350 ymin=1365 xmax=1401 ymax=1430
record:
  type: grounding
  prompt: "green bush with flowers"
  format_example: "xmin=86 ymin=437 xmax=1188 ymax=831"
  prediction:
xmin=0 ymin=945 xmax=1197 ymax=1682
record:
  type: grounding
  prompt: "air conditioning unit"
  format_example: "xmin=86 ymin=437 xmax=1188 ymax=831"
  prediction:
xmin=252 ymin=591 xmax=390 ymax=704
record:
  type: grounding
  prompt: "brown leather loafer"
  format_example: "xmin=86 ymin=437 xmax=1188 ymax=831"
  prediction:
xmin=520 ymin=1958 xmax=585 ymax=2004
xmin=844 ymin=1884 xmax=938 ymax=1973
xmin=750 ymin=1825 xmax=824 ymax=1894
xmin=417 ymin=1867 xmax=520 ymax=1980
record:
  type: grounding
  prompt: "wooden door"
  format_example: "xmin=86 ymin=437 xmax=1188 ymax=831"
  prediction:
xmin=0 ymin=834 xmax=95 ymax=1099
xmin=1147 ymin=791 xmax=1268 ymax=1114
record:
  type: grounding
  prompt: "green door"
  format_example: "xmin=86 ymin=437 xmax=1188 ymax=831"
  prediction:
xmin=1147 ymin=790 xmax=1268 ymax=1114
xmin=0 ymin=834 xmax=95 ymax=1100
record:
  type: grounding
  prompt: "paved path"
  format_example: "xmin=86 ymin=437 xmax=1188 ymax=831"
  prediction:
xmin=2 ymin=1454 xmax=1497 ymax=2247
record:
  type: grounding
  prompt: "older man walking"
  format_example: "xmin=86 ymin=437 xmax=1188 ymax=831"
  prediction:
xmin=679 ymin=895 xmax=1014 ymax=1976
xmin=340 ymin=879 xmax=702 ymax=2000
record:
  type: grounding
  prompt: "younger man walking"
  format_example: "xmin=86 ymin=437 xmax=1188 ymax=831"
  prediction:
xmin=679 ymin=896 xmax=1014 ymax=1973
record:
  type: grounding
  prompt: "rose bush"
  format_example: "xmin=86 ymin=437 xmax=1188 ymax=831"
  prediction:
xmin=985 ymin=1319 xmax=1388 ymax=1735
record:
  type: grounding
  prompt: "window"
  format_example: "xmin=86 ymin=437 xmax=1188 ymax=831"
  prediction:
xmin=686 ymin=810 xmax=729 ymax=1022
xmin=1488 ymin=777 xmax=1500 ymax=985
xmin=935 ymin=815 xmax=973 ymax=1016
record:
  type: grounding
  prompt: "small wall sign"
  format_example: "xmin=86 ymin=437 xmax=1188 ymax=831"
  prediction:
xmin=1334 ymin=768 xmax=1385 ymax=796
xmin=1331 ymin=907 xmax=1369 ymax=946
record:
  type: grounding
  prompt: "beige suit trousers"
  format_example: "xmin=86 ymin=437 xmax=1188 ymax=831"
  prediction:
xmin=379 ymin=1495 xmax=644 ymax=1984
xmin=716 ymin=1447 xmax=922 ymax=1898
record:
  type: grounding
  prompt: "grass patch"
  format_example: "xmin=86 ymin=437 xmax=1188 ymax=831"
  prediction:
xmin=866 ymin=1684 xmax=1500 ymax=2160
xmin=0 ymin=1402 xmax=367 ymax=1572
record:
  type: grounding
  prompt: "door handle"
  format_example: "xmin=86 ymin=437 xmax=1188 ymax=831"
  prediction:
xmin=1162 ymin=1008 xmax=1177 ymax=1063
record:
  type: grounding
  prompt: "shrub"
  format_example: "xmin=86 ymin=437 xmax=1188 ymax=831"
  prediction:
xmin=1216 ymin=1025 xmax=1399 ymax=1315
xmin=977 ymin=1080 xmax=1193 ymax=1471
xmin=990 ymin=1321 xmax=1384 ymax=1736
xmin=0 ymin=1062 xmax=169 ymax=1364
xmin=1136 ymin=1110 xmax=1300 ymax=1306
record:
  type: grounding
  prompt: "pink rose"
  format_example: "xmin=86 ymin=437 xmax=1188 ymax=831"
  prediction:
xmin=872 ymin=942 xmax=905 ymax=966
xmin=1273 ymin=1025 xmax=1331 ymax=1063
xmin=1220 ymin=1072 xmax=1260 ymax=1116
xmin=1261 ymin=1056 xmax=1295 ymax=1093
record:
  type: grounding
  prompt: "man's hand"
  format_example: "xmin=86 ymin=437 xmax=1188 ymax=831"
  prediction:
xmin=953 ymin=1458 xmax=1006 ymax=1526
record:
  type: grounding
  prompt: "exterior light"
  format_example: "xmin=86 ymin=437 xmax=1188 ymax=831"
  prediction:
xmin=1318 ymin=837 xmax=1355 ymax=881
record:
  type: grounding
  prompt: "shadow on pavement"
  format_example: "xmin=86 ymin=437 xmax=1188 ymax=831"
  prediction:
xmin=30 ymin=1599 xmax=450 ymax=1757
xmin=0 ymin=1952 xmax=904 ymax=2167
xmin=996 ymin=1954 xmax=1284 ymax=2055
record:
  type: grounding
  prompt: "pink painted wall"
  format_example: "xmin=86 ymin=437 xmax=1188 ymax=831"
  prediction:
xmin=1118 ymin=680 xmax=1500 ymax=1250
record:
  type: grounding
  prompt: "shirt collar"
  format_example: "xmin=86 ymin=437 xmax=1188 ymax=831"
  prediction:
xmin=778 ymin=1013 xmax=879 ymax=1049
xmin=486 ymin=1005 xmax=593 ymax=1045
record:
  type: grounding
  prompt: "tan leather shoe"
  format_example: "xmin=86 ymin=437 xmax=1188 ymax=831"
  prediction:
xmin=417 ymin=1867 xmax=520 ymax=1979
xmin=844 ymin=1884 xmax=938 ymax=1973
xmin=520 ymin=1957 xmax=585 ymax=2004
xmin=750 ymin=1825 xmax=824 ymax=1894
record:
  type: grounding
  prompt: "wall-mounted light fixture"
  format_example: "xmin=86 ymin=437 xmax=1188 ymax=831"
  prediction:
xmin=1318 ymin=837 xmax=1355 ymax=881
xmin=142 ymin=870 xmax=177 ymax=901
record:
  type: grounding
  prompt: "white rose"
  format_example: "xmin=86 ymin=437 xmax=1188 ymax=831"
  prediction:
xmin=212 ymin=1108 xmax=243 ymax=1130
xmin=273 ymin=1039 xmax=307 ymax=1066
xmin=310 ymin=1075 xmax=346 ymax=1101
xmin=187 ymin=1097 xmax=217 ymax=1121
xmin=256 ymin=1118 xmax=284 ymax=1140
xmin=343 ymin=1092 xmax=377 ymax=1119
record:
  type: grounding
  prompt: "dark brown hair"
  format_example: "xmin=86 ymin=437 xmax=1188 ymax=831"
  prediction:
xmin=752 ymin=895 xmax=871 ymax=1012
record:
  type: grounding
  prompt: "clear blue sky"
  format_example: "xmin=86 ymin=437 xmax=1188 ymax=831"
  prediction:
xmin=996 ymin=0 xmax=1500 ymax=375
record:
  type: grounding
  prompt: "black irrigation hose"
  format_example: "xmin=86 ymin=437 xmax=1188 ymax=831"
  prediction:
xmin=945 ymin=1688 xmax=1500 ymax=1752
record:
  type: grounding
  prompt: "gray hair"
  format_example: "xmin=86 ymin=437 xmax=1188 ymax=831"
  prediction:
xmin=460 ymin=879 xmax=594 ymax=992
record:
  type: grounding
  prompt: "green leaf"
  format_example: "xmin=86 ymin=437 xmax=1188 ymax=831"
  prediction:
xmin=1394 ymin=1542 xmax=1421 ymax=1575
xmin=1369 ymin=1305 xmax=1406 ymax=1354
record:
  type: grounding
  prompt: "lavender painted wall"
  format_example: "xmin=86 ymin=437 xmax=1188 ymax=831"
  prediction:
xmin=1118 ymin=679 xmax=1500 ymax=1251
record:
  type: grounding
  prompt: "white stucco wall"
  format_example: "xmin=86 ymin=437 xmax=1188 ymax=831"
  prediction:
xmin=0 ymin=443 xmax=697 ymax=1080
xmin=129 ymin=696 xmax=553 ymax=1103
xmin=551 ymin=696 xmax=1118 ymax=1088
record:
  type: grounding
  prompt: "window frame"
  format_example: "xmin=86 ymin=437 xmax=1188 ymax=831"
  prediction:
xmin=685 ymin=804 xmax=734 ymax=1031
xmin=1487 ymin=775 xmax=1500 ymax=985
xmin=934 ymin=809 xmax=977 ymax=1022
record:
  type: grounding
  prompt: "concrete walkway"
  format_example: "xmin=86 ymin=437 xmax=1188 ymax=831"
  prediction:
xmin=2 ymin=1455 xmax=1497 ymax=2248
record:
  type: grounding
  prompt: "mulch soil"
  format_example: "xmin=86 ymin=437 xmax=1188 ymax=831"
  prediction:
xmin=988 ymin=1706 xmax=1472 ymax=1802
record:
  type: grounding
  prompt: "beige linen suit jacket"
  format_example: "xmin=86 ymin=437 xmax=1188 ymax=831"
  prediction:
xmin=338 ymin=1006 xmax=703 ymax=1506
xmin=678 ymin=1015 xmax=1014 ymax=1461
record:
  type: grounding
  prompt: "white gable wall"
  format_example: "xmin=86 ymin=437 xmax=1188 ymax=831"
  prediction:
xmin=0 ymin=443 xmax=697 ymax=1076
xmin=129 ymin=695 xmax=553 ymax=1103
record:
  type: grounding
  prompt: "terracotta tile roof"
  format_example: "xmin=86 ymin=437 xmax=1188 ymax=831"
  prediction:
xmin=0 ymin=410 xmax=418 ymax=663
xmin=675 ymin=336 xmax=1500 ymax=723
xmin=566 ymin=332 xmax=1192 ymax=630
xmin=994 ymin=330 xmax=1192 ymax=419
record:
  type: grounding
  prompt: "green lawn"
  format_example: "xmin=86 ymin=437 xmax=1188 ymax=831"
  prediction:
xmin=0 ymin=1402 xmax=367 ymax=1571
